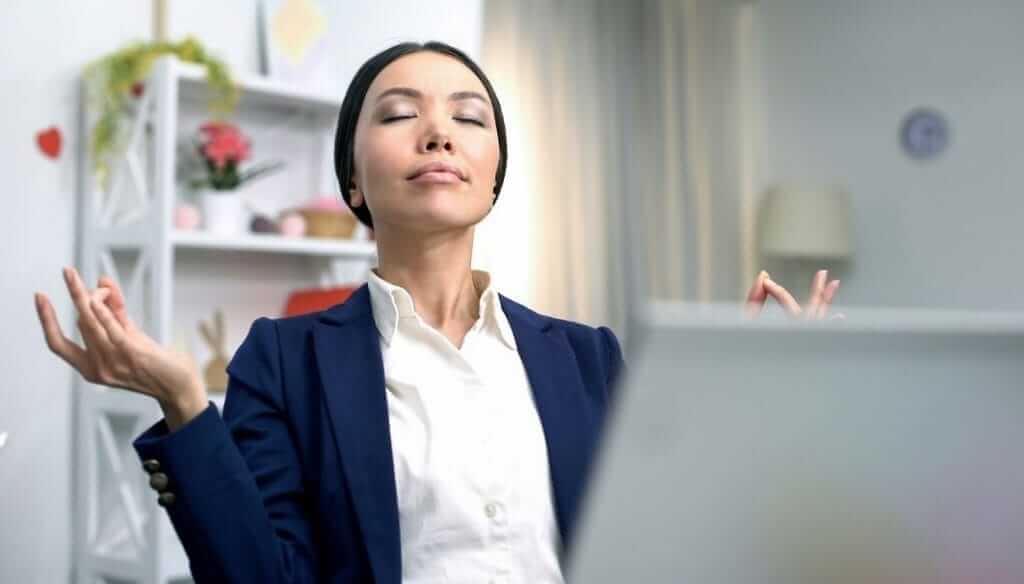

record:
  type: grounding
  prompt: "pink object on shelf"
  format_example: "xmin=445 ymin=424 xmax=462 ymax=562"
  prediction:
xmin=279 ymin=212 xmax=306 ymax=237
xmin=174 ymin=203 xmax=201 ymax=230
xmin=307 ymin=195 xmax=348 ymax=213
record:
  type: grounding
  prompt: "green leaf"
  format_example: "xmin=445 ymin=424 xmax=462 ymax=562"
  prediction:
xmin=85 ymin=36 xmax=239 ymax=186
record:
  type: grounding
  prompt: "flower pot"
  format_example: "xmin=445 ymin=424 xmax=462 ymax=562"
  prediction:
xmin=199 ymin=190 xmax=249 ymax=236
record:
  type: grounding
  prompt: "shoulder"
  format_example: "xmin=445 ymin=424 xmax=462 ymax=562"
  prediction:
xmin=224 ymin=309 xmax=327 ymax=392
xmin=499 ymin=293 xmax=619 ymax=341
xmin=245 ymin=285 xmax=372 ymax=347
xmin=498 ymin=294 xmax=625 ymax=386
xmin=229 ymin=285 xmax=371 ymax=373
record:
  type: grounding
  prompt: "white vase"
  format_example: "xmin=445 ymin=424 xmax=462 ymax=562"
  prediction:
xmin=199 ymin=190 xmax=248 ymax=236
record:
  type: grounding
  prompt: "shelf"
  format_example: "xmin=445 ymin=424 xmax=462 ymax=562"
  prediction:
xmin=78 ymin=54 xmax=370 ymax=584
xmin=175 ymin=61 xmax=342 ymax=116
xmin=172 ymin=230 xmax=376 ymax=258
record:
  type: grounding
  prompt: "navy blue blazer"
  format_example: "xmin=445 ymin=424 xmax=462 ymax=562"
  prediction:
xmin=134 ymin=284 xmax=625 ymax=583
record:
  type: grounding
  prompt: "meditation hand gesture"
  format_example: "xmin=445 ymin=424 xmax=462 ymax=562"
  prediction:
xmin=34 ymin=267 xmax=207 ymax=430
xmin=745 ymin=269 xmax=843 ymax=320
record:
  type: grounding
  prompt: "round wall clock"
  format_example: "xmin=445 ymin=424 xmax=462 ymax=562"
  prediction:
xmin=901 ymin=108 xmax=950 ymax=160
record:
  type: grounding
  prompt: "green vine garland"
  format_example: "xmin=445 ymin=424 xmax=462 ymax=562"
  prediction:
xmin=83 ymin=36 xmax=240 ymax=190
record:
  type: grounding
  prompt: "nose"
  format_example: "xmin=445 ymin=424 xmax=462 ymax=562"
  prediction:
xmin=417 ymin=113 xmax=455 ymax=154
xmin=419 ymin=131 xmax=454 ymax=154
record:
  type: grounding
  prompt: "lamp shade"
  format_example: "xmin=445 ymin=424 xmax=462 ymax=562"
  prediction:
xmin=758 ymin=185 xmax=852 ymax=259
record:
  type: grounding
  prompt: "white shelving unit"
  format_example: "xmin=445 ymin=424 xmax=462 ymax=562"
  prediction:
xmin=74 ymin=56 xmax=373 ymax=584
xmin=171 ymin=230 xmax=376 ymax=257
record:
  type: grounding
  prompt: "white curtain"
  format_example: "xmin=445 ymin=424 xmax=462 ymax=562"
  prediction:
xmin=478 ymin=0 xmax=756 ymax=338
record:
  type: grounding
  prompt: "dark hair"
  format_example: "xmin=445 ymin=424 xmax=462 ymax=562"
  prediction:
xmin=333 ymin=41 xmax=509 ymax=228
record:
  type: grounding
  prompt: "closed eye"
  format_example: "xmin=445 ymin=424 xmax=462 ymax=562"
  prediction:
xmin=381 ymin=115 xmax=415 ymax=124
xmin=381 ymin=115 xmax=485 ymax=127
xmin=454 ymin=117 xmax=485 ymax=127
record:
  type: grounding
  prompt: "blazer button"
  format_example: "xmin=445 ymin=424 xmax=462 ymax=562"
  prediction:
xmin=142 ymin=459 xmax=160 ymax=474
xmin=157 ymin=492 xmax=176 ymax=507
xmin=149 ymin=472 xmax=169 ymax=492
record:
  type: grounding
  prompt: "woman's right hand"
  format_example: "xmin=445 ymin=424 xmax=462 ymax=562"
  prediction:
xmin=35 ymin=267 xmax=208 ymax=430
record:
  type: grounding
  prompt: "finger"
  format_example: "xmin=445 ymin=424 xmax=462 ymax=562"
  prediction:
xmin=63 ymin=269 xmax=122 ymax=381
xmin=34 ymin=292 xmax=89 ymax=371
xmin=64 ymin=267 xmax=106 ymax=339
xmin=804 ymin=270 xmax=828 ymax=320
xmin=764 ymin=278 xmax=803 ymax=317
xmin=90 ymin=287 xmax=111 ymax=305
xmin=97 ymin=276 xmax=133 ymax=329
xmin=744 ymin=270 xmax=770 ymax=318
xmin=90 ymin=288 xmax=114 ymax=333
xmin=745 ymin=270 xmax=769 ymax=303
xmin=91 ymin=295 xmax=128 ymax=350
xmin=816 ymin=280 xmax=841 ymax=319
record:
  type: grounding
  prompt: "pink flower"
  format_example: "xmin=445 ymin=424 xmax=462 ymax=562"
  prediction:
xmin=199 ymin=122 xmax=250 ymax=168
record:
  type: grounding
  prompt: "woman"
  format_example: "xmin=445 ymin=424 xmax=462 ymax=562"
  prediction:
xmin=35 ymin=42 xmax=839 ymax=584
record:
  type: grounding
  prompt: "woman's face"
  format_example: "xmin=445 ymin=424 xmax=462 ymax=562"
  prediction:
xmin=350 ymin=51 xmax=501 ymax=234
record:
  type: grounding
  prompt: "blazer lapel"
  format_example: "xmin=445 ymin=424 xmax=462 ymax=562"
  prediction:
xmin=313 ymin=286 xmax=401 ymax=584
xmin=500 ymin=295 xmax=598 ymax=552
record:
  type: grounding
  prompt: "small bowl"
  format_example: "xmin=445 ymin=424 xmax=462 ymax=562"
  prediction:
xmin=292 ymin=208 xmax=358 ymax=239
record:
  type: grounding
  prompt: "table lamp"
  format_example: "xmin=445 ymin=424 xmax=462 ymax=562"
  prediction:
xmin=758 ymin=185 xmax=852 ymax=259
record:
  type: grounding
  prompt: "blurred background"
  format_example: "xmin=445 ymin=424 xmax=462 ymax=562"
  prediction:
xmin=3 ymin=0 xmax=1024 ymax=581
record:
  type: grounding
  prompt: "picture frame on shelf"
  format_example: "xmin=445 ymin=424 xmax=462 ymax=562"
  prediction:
xmin=259 ymin=0 xmax=337 ymax=94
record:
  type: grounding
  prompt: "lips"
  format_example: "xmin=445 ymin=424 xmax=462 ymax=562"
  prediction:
xmin=407 ymin=161 xmax=466 ymax=181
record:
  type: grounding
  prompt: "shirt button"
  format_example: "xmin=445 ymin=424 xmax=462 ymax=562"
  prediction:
xmin=484 ymin=501 xmax=507 ymax=525
xmin=149 ymin=472 xmax=169 ymax=491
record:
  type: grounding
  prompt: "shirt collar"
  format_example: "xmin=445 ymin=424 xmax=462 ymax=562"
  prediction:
xmin=366 ymin=268 xmax=518 ymax=350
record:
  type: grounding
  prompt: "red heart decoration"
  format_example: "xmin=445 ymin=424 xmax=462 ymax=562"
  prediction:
xmin=36 ymin=126 xmax=62 ymax=159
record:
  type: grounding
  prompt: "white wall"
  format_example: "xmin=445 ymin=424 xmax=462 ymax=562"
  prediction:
xmin=0 ymin=1 xmax=481 ymax=582
xmin=2 ymin=3 xmax=152 ymax=581
xmin=756 ymin=0 xmax=1024 ymax=310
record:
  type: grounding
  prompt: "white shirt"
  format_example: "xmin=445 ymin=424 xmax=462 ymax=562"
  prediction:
xmin=367 ymin=269 xmax=565 ymax=584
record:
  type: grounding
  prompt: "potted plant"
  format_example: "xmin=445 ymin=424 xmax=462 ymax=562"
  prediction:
xmin=83 ymin=36 xmax=238 ymax=192
xmin=186 ymin=121 xmax=285 ymax=235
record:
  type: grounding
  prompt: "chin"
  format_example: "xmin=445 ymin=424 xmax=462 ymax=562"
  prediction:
xmin=394 ymin=206 xmax=489 ymax=234
xmin=422 ymin=209 xmax=488 ymax=231
xmin=399 ymin=192 xmax=491 ymax=231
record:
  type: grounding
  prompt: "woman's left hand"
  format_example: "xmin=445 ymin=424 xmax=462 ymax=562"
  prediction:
xmin=744 ymin=269 xmax=842 ymax=320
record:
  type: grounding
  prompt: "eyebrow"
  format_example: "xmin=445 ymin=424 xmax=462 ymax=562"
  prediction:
xmin=374 ymin=86 xmax=490 ymax=106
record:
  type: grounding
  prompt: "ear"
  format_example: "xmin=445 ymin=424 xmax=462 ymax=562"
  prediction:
xmin=349 ymin=170 xmax=364 ymax=208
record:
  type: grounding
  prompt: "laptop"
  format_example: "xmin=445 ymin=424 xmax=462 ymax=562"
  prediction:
xmin=568 ymin=303 xmax=1024 ymax=583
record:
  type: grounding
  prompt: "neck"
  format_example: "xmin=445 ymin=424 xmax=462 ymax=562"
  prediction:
xmin=372 ymin=224 xmax=481 ymax=329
